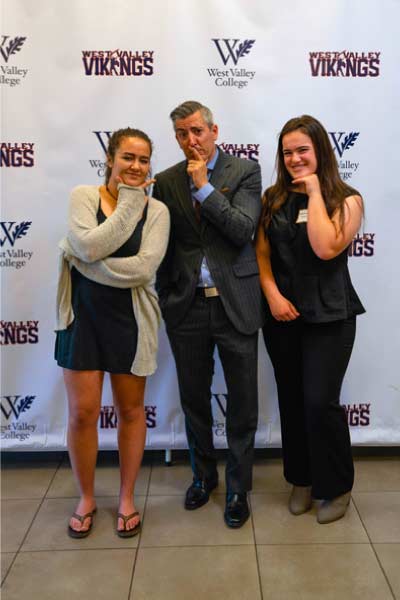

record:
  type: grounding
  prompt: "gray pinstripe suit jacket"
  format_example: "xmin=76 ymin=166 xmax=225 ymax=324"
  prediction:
xmin=153 ymin=149 xmax=265 ymax=334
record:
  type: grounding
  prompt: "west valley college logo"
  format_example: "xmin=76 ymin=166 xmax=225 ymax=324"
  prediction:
xmin=0 ymin=35 xmax=28 ymax=87
xmin=329 ymin=131 xmax=360 ymax=182
xmin=1 ymin=394 xmax=37 ymax=442
xmin=0 ymin=221 xmax=33 ymax=269
xmin=208 ymin=38 xmax=256 ymax=89
xmin=89 ymin=131 xmax=111 ymax=177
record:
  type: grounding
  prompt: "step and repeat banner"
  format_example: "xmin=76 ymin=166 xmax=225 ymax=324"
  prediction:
xmin=1 ymin=0 xmax=399 ymax=450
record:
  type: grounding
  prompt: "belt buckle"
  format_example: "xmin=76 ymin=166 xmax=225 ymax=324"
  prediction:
xmin=204 ymin=287 xmax=219 ymax=298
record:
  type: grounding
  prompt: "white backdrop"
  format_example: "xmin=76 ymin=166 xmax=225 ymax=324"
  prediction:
xmin=1 ymin=0 xmax=399 ymax=450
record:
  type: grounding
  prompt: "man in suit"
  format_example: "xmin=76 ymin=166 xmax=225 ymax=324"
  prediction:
xmin=153 ymin=100 xmax=264 ymax=528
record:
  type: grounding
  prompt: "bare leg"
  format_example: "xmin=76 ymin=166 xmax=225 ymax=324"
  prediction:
xmin=64 ymin=369 xmax=104 ymax=532
xmin=111 ymin=373 xmax=146 ymax=532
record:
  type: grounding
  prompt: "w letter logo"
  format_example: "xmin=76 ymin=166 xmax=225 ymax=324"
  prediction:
xmin=0 ymin=221 xmax=31 ymax=247
xmin=93 ymin=131 xmax=112 ymax=154
xmin=1 ymin=395 xmax=35 ymax=420
xmin=212 ymin=39 xmax=255 ymax=65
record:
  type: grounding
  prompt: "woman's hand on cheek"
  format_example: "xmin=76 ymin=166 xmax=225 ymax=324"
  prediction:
xmin=292 ymin=173 xmax=321 ymax=197
xmin=138 ymin=178 xmax=156 ymax=189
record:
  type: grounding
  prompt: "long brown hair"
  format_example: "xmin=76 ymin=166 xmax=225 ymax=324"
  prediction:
xmin=105 ymin=127 xmax=153 ymax=185
xmin=262 ymin=115 xmax=358 ymax=230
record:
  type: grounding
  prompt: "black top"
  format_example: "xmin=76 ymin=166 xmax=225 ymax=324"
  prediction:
xmin=266 ymin=191 xmax=365 ymax=323
xmin=54 ymin=201 xmax=148 ymax=373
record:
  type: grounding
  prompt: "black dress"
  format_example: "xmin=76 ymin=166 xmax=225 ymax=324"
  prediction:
xmin=55 ymin=202 xmax=148 ymax=373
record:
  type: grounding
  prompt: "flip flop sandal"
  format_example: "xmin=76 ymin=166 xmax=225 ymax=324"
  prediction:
xmin=68 ymin=508 xmax=97 ymax=539
xmin=117 ymin=511 xmax=141 ymax=538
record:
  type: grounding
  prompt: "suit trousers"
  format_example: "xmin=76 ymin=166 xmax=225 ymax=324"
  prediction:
xmin=262 ymin=315 xmax=356 ymax=499
xmin=167 ymin=295 xmax=259 ymax=493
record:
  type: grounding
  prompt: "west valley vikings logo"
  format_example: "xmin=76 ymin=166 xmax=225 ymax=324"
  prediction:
xmin=329 ymin=131 xmax=360 ymax=182
xmin=0 ymin=221 xmax=33 ymax=269
xmin=1 ymin=395 xmax=37 ymax=442
xmin=0 ymin=142 xmax=35 ymax=167
xmin=342 ymin=403 xmax=371 ymax=426
xmin=0 ymin=321 xmax=39 ymax=345
xmin=89 ymin=131 xmax=111 ymax=177
xmin=82 ymin=49 xmax=154 ymax=76
xmin=348 ymin=233 xmax=375 ymax=258
xmin=100 ymin=405 xmax=157 ymax=429
xmin=309 ymin=50 xmax=381 ymax=77
xmin=208 ymin=39 xmax=256 ymax=89
xmin=0 ymin=35 xmax=28 ymax=87
xmin=219 ymin=142 xmax=260 ymax=162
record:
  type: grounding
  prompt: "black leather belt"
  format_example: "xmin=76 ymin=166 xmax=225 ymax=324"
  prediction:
xmin=195 ymin=286 xmax=220 ymax=298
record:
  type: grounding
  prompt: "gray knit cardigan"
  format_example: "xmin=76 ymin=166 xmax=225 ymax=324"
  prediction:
xmin=55 ymin=184 xmax=170 ymax=376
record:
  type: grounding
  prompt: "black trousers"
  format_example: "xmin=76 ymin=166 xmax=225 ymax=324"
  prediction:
xmin=167 ymin=295 xmax=259 ymax=493
xmin=263 ymin=316 xmax=356 ymax=500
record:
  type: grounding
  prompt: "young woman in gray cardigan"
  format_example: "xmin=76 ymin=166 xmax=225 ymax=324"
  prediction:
xmin=55 ymin=128 xmax=170 ymax=538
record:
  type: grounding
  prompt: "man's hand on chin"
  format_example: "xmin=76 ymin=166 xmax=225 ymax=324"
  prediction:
xmin=187 ymin=147 xmax=208 ymax=190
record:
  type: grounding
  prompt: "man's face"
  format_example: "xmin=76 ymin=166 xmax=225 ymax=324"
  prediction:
xmin=174 ymin=110 xmax=218 ymax=162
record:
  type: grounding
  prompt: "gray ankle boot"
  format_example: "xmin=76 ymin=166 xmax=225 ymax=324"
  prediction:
xmin=288 ymin=485 xmax=312 ymax=515
xmin=317 ymin=492 xmax=351 ymax=524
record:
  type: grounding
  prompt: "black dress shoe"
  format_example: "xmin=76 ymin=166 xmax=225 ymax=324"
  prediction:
xmin=224 ymin=493 xmax=250 ymax=528
xmin=184 ymin=478 xmax=218 ymax=510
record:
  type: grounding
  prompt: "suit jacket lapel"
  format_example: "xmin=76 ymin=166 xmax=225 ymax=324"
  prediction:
xmin=201 ymin=150 xmax=232 ymax=233
xmin=173 ymin=161 xmax=200 ymax=233
xmin=209 ymin=150 xmax=231 ymax=190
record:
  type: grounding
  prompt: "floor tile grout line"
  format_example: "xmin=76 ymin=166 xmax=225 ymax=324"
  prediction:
xmin=11 ymin=541 xmax=390 ymax=554
xmin=1 ymin=454 xmax=65 ymax=587
xmin=351 ymin=496 xmax=397 ymax=600
xmin=248 ymin=494 xmax=264 ymax=600
xmin=127 ymin=456 xmax=154 ymax=598
xmin=136 ymin=541 xmax=373 ymax=549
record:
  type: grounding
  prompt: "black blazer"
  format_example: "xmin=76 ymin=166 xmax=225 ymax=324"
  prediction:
xmin=153 ymin=150 xmax=265 ymax=334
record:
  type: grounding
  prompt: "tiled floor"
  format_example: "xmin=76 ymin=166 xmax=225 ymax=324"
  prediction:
xmin=1 ymin=452 xmax=400 ymax=599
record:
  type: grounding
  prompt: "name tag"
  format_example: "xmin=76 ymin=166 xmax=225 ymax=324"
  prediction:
xmin=296 ymin=209 xmax=308 ymax=224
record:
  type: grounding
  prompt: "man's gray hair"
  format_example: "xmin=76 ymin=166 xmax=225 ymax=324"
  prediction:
xmin=170 ymin=101 xmax=214 ymax=130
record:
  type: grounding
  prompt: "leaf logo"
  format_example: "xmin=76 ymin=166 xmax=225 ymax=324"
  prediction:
xmin=341 ymin=132 xmax=359 ymax=153
xmin=12 ymin=221 xmax=31 ymax=242
xmin=236 ymin=40 xmax=255 ymax=60
xmin=17 ymin=395 xmax=34 ymax=415
xmin=0 ymin=36 xmax=27 ymax=63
